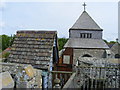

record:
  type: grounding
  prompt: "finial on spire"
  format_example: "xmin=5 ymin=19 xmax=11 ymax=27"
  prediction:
xmin=83 ymin=2 xmax=86 ymax=11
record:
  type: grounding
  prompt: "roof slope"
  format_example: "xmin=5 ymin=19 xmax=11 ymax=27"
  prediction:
xmin=111 ymin=42 xmax=120 ymax=54
xmin=64 ymin=38 xmax=109 ymax=49
xmin=70 ymin=11 xmax=102 ymax=30
xmin=107 ymin=43 xmax=115 ymax=48
xmin=8 ymin=30 xmax=57 ymax=70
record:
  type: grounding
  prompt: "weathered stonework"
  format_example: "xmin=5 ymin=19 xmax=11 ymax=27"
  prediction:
xmin=0 ymin=71 xmax=14 ymax=89
xmin=73 ymin=49 xmax=106 ymax=65
xmin=74 ymin=57 xmax=120 ymax=88
xmin=0 ymin=63 xmax=42 ymax=88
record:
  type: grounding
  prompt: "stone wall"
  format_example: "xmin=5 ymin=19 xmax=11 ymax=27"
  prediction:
xmin=73 ymin=49 xmax=106 ymax=65
xmin=74 ymin=57 xmax=120 ymax=88
xmin=0 ymin=71 xmax=14 ymax=89
xmin=0 ymin=63 xmax=42 ymax=88
xmin=61 ymin=57 xmax=120 ymax=89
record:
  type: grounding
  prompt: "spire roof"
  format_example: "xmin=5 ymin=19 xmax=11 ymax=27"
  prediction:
xmin=70 ymin=11 xmax=102 ymax=30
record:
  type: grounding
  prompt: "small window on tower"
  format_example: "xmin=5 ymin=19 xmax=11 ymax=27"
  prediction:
xmin=83 ymin=34 xmax=86 ymax=38
xmin=87 ymin=33 xmax=89 ymax=38
xmin=80 ymin=33 xmax=92 ymax=38
xmin=80 ymin=33 xmax=82 ymax=38
xmin=89 ymin=33 xmax=92 ymax=38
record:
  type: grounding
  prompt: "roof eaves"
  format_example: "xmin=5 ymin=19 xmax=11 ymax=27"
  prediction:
xmin=69 ymin=28 xmax=103 ymax=31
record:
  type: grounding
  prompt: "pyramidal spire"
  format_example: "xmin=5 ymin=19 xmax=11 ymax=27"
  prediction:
xmin=70 ymin=3 xmax=102 ymax=30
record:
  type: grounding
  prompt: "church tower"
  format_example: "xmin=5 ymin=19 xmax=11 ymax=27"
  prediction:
xmin=69 ymin=3 xmax=103 ymax=39
xmin=57 ymin=3 xmax=109 ymax=72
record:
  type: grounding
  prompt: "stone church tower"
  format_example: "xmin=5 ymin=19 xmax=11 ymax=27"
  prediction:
xmin=57 ymin=3 xmax=109 ymax=71
xmin=69 ymin=11 xmax=102 ymax=39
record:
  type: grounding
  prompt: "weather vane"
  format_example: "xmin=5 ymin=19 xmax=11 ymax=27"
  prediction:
xmin=83 ymin=2 xmax=86 ymax=11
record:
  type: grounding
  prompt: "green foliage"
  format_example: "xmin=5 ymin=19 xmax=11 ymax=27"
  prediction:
xmin=103 ymin=39 xmax=117 ymax=44
xmin=109 ymin=41 xmax=116 ymax=44
xmin=2 ymin=52 xmax=10 ymax=58
xmin=103 ymin=39 xmax=108 ymax=44
xmin=0 ymin=49 xmax=2 ymax=53
xmin=0 ymin=34 xmax=15 ymax=51
xmin=10 ymin=34 xmax=16 ymax=46
xmin=58 ymin=38 xmax=68 ymax=51
xmin=2 ymin=35 xmax=11 ymax=50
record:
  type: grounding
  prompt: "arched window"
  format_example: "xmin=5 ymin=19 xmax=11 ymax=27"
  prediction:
xmin=82 ymin=54 xmax=92 ymax=57
xmin=115 ymin=54 xmax=120 ymax=58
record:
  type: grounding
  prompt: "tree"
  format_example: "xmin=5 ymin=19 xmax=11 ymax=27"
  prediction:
xmin=0 ymin=34 xmax=15 ymax=51
xmin=109 ymin=41 xmax=116 ymax=44
xmin=103 ymin=39 xmax=108 ymax=44
xmin=9 ymin=34 xmax=16 ymax=46
xmin=1 ymin=35 xmax=11 ymax=50
xmin=58 ymin=38 xmax=68 ymax=51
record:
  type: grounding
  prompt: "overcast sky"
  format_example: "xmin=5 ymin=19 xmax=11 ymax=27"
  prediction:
xmin=0 ymin=1 xmax=119 ymax=41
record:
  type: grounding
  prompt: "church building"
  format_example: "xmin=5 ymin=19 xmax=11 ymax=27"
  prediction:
xmin=57 ymin=3 xmax=109 ymax=71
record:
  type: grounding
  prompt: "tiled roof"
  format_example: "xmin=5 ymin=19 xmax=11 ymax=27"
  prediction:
xmin=64 ymin=38 xmax=109 ymax=49
xmin=70 ymin=11 xmax=102 ymax=30
xmin=8 ymin=30 xmax=57 ymax=70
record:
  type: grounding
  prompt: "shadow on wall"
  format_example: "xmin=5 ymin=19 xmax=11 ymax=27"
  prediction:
xmin=82 ymin=54 xmax=92 ymax=57
xmin=115 ymin=54 xmax=120 ymax=58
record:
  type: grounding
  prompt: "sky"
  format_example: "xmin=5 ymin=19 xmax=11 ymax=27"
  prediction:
xmin=0 ymin=1 xmax=119 ymax=42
